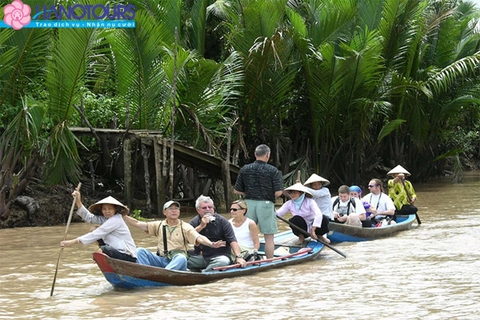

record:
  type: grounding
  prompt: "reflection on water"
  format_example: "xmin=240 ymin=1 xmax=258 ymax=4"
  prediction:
xmin=1 ymin=174 xmax=480 ymax=319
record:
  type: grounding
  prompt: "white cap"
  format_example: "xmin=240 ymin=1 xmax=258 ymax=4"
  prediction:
xmin=163 ymin=200 xmax=180 ymax=210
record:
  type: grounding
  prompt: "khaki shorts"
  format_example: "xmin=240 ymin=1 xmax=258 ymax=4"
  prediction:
xmin=245 ymin=199 xmax=278 ymax=234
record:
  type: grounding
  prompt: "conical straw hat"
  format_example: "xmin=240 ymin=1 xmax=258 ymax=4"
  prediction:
xmin=285 ymin=183 xmax=313 ymax=198
xmin=304 ymin=173 xmax=330 ymax=187
xmin=387 ymin=165 xmax=411 ymax=176
xmin=88 ymin=196 xmax=130 ymax=216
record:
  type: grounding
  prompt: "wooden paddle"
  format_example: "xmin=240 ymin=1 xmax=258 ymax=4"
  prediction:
xmin=50 ymin=182 xmax=81 ymax=297
xmin=399 ymin=179 xmax=422 ymax=225
xmin=276 ymin=215 xmax=346 ymax=258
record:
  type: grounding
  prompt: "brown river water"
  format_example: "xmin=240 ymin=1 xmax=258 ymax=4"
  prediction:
xmin=1 ymin=173 xmax=479 ymax=319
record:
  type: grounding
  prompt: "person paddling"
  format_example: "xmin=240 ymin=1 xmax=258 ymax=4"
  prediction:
xmin=387 ymin=165 xmax=418 ymax=218
xmin=60 ymin=189 xmax=137 ymax=262
xmin=276 ymin=183 xmax=330 ymax=244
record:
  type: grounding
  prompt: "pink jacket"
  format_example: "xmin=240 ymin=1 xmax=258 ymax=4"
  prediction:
xmin=276 ymin=197 xmax=324 ymax=232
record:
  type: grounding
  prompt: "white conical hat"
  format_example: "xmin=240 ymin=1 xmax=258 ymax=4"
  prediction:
xmin=88 ymin=196 xmax=130 ymax=216
xmin=285 ymin=183 xmax=313 ymax=198
xmin=387 ymin=165 xmax=411 ymax=176
xmin=304 ymin=173 xmax=330 ymax=187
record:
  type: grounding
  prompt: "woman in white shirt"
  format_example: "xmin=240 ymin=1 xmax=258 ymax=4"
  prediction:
xmin=60 ymin=189 xmax=137 ymax=262
xmin=228 ymin=200 xmax=260 ymax=258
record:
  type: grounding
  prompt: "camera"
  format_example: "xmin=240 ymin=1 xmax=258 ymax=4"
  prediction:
xmin=205 ymin=213 xmax=216 ymax=222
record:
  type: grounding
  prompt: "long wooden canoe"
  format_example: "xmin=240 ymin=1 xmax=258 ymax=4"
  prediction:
xmin=327 ymin=214 xmax=417 ymax=243
xmin=92 ymin=231 xmax=324 ymax=289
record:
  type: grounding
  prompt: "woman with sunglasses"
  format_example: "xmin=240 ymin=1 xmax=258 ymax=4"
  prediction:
xmin=228 ymin=200 xmax=260 ymax=260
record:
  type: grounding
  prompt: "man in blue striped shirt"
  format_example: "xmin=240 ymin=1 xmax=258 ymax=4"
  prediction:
xmin=234 ymin=144 xmax=284 ymax=258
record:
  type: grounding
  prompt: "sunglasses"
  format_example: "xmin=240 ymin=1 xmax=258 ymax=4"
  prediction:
xmin=230 ymin=208 xmax=243 ymax=211
xmin=368 ymin=184 xmax=377 ymax=188
xmin=200 ymin=205 xmax=214 ymax=210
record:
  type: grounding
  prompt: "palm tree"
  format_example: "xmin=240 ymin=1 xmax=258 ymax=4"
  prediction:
xmin=2 ymin=0 xmax=480 ymax=223
xmin=377 ymin=0 xmax=480 ymax=179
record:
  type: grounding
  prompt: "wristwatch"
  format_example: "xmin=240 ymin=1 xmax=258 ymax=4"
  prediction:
xmin=236 ymin=254 xmax=243 ymax=259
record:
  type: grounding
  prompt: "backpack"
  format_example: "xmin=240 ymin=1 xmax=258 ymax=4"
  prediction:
xmin=332 ymin=197 xmax=356 ymax=216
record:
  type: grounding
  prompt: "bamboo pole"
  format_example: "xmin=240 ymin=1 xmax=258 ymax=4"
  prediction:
xmin=50 ymin=183 xmax=82 ymax=296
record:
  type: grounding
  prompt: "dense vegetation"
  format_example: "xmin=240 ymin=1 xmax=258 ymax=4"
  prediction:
xmin=1 ymin=0 xmax=480 ymax=221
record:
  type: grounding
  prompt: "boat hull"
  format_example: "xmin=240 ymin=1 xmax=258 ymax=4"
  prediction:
xmin=327 ymin=214 xmax=417 ymax=243
xmin=93 ymin=231 xmax=324 ymax=289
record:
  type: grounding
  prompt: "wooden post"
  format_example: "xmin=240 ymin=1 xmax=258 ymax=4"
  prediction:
xmin=222 ymin=127 xmax=233 ymax=211
xmin=123 ymin=138 xmax=132 ymax=209
xmin=162 ymin=137 xmax=168 ymax=177
xmin=154 ymin=136 xmax=164 ymax=215
xmin=221 ymin=161 xmax=230 ymax=212
xmin=89 ymin=159 xmax=95 ymax=193
xmin=162 ymin=137 xmax=169 ymax=200
xmin=141 ymin=139 xmax=152 ymax=215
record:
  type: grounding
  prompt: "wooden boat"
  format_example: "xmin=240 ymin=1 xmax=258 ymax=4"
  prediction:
xmin=92 ymin=231 xmax=324 ymax=289
xmin=327 ymin=214 xmax=418 ymax=243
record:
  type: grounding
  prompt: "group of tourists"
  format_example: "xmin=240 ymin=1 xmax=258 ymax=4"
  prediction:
xmin=60 ymin=191 xmax=252 ymax=271
xmin=271 ymin=164 xmax=418 ymax=248
xmin=60 ymin=144 xmax=418 ymax=273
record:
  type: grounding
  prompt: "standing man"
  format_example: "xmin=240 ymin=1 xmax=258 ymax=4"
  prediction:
xmin=234 ymin=144 xmax=284 ymax=259
xmin=124 ymin=200 xmax=225 ymax=270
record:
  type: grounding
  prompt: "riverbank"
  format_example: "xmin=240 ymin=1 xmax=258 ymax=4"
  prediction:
xmin=0 ymin=180 xmax=200 ymax=229
xmin=0 ymin=181 xmax=135 ymax=229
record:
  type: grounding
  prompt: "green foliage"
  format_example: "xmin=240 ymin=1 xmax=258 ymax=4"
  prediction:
xmin=378 ymin=119 xmax=407 ymax=142
xmin=132 ymin=209 xmax=142 ymax=220
xmin=1 ymin=0 xmax=480 ymax=189
xmin=131 ymin=209 xmax=152 ymax=221
xmin=74 ymin=89 xmax=129 ymax=129
xmin=0 ymin=102 xmax=19 ymax=128
xmin=0 ymin=96 xmax=45 ymax=156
